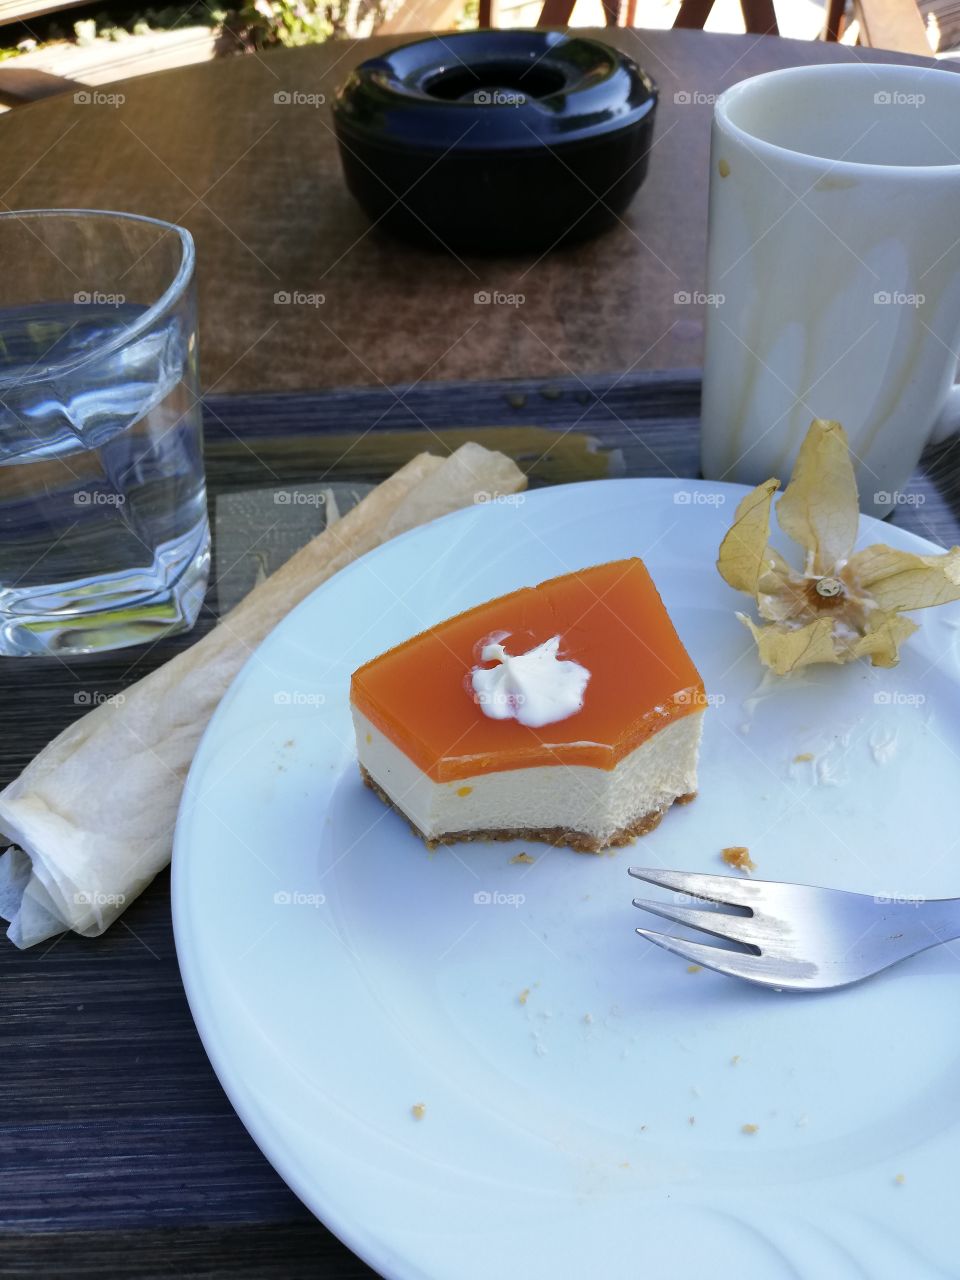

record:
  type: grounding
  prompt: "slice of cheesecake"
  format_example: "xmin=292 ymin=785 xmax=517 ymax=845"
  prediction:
xmin=350 ymin=558 xmax=705 ymax=852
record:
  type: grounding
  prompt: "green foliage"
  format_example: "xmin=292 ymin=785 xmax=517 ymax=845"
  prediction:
xmin=4 ymin=0 xmax=473 ymax=61
xmin=234 ymin=0 xmax=335 ymax=48
xmin=72 ymin=6 xmax=225 ymax=43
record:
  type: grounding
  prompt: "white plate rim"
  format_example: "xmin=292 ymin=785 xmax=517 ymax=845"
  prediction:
xmin=171 ymin=475 xmax=956 ymax=1279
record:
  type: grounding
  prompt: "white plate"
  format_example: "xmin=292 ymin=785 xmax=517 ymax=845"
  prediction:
xmin=173 ymin=479 xmax=960 ymax=1280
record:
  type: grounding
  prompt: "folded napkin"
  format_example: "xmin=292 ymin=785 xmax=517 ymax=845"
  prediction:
xmin=0 ymin=443 xmax=526 ymax=947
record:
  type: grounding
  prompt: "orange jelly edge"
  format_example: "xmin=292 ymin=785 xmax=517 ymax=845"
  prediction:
xmin=350 ymin=558 xmax=705 ymax=782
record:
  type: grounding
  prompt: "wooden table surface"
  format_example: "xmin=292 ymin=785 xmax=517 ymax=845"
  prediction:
xmin=0 ymin=29 xmax=943 ymax=394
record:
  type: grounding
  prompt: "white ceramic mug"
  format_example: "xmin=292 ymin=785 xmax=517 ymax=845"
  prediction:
xmin=700 ymin=62 xmax=960 ymax=518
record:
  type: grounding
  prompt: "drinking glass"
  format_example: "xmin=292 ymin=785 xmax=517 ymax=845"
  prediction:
xmin=0 ymin=209 xmax=210 ymax=656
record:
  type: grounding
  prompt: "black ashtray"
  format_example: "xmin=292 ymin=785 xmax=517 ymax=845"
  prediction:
xmin=332 ymin=30 xmax=657 ymax=255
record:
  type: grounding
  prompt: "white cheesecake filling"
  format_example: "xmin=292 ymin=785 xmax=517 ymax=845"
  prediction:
xmin=353 ymin=708 xmax=703 ymax=845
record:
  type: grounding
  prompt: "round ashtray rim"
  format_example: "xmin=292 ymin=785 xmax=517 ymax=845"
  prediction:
xmin=332 ymin=29 xmax=657 ymax=152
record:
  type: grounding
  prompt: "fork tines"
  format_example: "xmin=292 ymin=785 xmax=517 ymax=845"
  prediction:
xmin=628 ymin=865 xmax=761 ymax=907
xmin=628 ymin=865 xmax=775 ymax=985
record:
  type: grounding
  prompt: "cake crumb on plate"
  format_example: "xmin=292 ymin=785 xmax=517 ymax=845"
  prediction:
xmin=721 ymin=846 xmax=756 ymax=873
xmin=741 ymin=1123 xmax=759 ymax=1135
xmin=510 ymin=852 xmax=535 ymax=864
xmin=411 ymin=1103 xmax=426 ymax=1120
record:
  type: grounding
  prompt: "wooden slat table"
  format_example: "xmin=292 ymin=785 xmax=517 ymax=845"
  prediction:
xmin=3 ymin=371 xmax=960 ymax=1277
xmin=0 ymin=31 xmax=949 ymax=394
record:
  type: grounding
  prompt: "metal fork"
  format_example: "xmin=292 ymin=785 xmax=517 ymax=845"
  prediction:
xmin=628 ymin=866 xmax=960 ymax=991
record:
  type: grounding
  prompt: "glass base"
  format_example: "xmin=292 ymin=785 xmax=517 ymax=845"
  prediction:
xmin=0 ymin=521 xmax=211 ymax=657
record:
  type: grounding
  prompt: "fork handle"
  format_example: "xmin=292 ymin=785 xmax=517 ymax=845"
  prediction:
xmin=916 ymin=897 xmax=960 ymax=943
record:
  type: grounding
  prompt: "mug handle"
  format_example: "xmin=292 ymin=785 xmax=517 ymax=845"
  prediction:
xmin=930 ymin=383 xmax=960 ymax=444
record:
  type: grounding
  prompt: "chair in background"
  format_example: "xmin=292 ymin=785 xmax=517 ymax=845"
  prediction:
xmin=470 ymin=0 xmax=929 ymax=55
xmin=824 ymin=0 xmax=929 ymax=52
xmin=670 ymin=0 xmax=777 ymax=33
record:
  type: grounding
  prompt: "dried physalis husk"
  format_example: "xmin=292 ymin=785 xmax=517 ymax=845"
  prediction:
xmin=717 ymin=419 xmax=960 ymax=674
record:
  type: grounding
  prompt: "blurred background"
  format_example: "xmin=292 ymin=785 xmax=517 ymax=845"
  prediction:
xmin=2 ymin=0 xmax=959 ymax=115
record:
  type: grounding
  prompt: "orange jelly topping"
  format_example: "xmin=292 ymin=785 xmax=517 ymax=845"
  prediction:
xmin=350 ymin=558 xmax=705 ymax=782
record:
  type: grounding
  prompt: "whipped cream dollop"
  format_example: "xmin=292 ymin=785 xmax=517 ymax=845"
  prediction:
xmin=470 ymin=635 xmax=590 ymax=728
